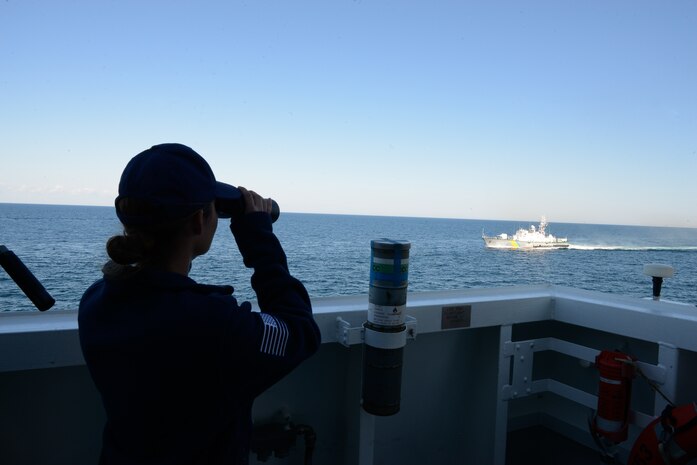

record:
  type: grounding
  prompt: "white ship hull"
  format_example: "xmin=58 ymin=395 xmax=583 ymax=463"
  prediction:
xmin=483 ymin=236 xmax=569 ymax=249
xmin=2 ymin=286 xmax=695 ymax=464
xmin=482 ymin=217 xmax=569 ymax=249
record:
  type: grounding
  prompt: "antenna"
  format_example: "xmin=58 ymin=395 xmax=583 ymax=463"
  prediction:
xmin=643 ymin=263 xmax=674 ymax=301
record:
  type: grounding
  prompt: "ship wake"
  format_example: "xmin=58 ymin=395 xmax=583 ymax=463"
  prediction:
xmin=569 ymin=245 xmax=697 ymax=251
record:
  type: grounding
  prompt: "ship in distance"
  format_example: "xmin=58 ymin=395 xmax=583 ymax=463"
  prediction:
xmin=482 ymin=217 xmax=569 ymax=249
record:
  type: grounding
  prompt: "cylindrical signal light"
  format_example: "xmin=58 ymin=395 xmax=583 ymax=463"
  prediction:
xmin=361 ymin=239 xmax=411 ymax=416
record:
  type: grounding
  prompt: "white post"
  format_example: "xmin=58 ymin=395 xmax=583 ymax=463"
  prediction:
xmin=494 ymin=324 xmax=513 ymax=465
xmin=655 ymin=342 xmax=678 ymax=415
xmin=358 ymin=409 xmax=376 ymax=465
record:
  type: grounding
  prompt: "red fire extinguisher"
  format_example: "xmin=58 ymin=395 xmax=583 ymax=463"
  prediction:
xmin=627 ymin=402 xmax=697 ymax=465
xmin=592 ymin=350 xmax=636 ymax=444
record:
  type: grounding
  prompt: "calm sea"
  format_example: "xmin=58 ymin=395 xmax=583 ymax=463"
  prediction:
xmin=1 ymin=203 xmax=696 ymax=312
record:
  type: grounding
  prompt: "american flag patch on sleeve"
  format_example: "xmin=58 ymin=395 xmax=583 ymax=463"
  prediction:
xmin=259 ymin=313 xmax=289 ymax=357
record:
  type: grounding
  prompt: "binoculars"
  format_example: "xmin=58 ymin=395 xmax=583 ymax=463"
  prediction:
xmin=216 ymin=197 xmax=280 ymax=223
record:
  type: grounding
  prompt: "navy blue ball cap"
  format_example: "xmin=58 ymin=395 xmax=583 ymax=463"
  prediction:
xmin=115 ymin=143 xmax=242 ymax=226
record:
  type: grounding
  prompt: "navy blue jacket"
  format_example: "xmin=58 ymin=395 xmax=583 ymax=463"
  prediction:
xmin=79 ymin=213 xmax=321 ymax=465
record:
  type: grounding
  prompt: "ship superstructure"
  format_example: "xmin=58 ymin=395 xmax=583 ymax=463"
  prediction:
xmin=483 ymin=217 xmax=569 ymax=249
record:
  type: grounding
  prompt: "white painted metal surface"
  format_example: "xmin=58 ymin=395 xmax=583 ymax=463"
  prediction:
xmin=1 ymin=285 xmax=696 ymax=464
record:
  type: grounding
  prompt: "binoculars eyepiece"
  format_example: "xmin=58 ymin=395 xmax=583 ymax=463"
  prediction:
xmin=216 ymin=197 xmax=280 ymax=223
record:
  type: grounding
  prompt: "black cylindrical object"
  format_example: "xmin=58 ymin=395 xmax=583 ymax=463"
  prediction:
xmin=362 ymin=239 xmax=410 ymax=416
xmin=216 ymin=196 xmax=280 ymax=223
xmin=652 ymin=276 xmax=664 ymax=300
xmin=0 ymin=245 xmax=55 ymax=311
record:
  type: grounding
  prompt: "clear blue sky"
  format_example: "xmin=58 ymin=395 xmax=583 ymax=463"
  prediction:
xmin=1 ymin=1 xmax=695 ymax=227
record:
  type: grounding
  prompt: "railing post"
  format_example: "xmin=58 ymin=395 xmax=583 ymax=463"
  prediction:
xmin=358 ymin=409 xmax=375 ymax=465
xmin=494 ymin=324 xmax=513 ymax=465
xmin=655 ymin=342 xmax=678 ymax=414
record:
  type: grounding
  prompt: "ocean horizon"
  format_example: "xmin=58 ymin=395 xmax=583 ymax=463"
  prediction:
xmin=3 ymin=201 xmax=696 ymax=229
xmin=2 ymin=202 xmax=696 ymax=312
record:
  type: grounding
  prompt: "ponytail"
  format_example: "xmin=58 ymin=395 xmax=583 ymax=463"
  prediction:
xmin=106 ymin=231 xmax=155 ymax=265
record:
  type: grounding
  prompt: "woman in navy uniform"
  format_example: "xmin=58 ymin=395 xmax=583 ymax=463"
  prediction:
xmin=79 ymin=143 xmax=320 ymax=465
